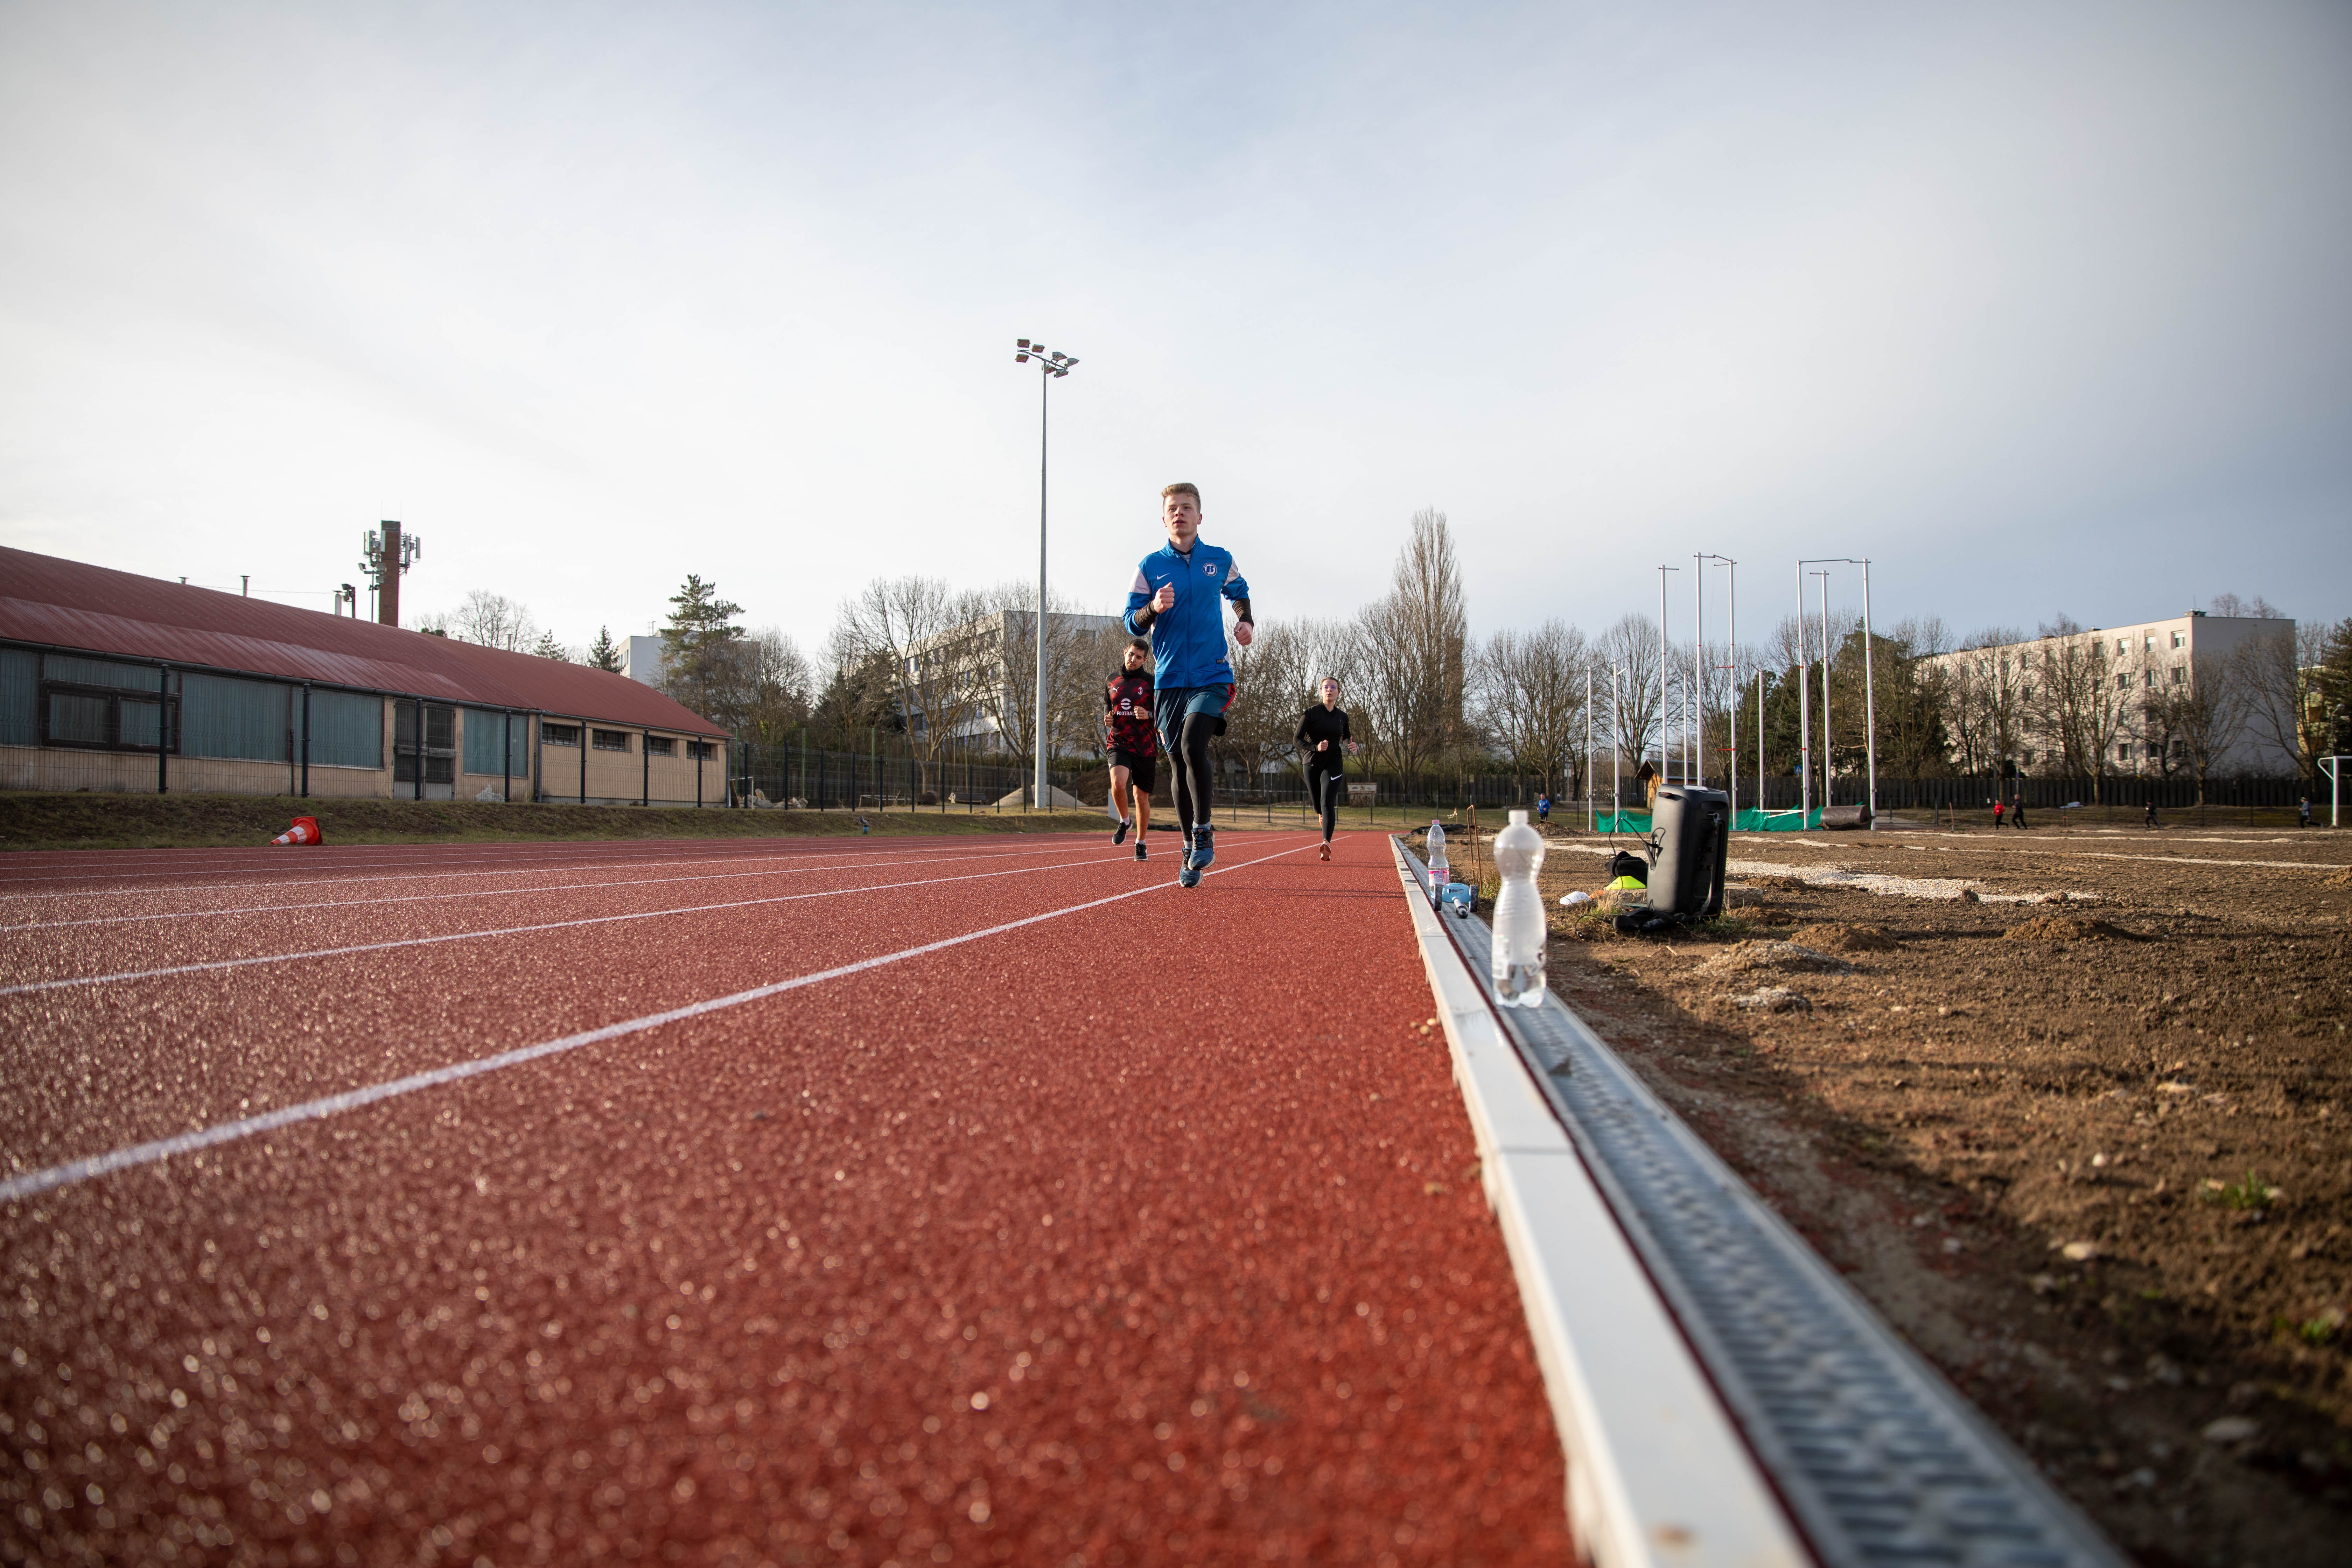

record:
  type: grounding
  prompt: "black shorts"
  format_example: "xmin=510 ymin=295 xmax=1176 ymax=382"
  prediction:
xmin=1107 ymin=750 xmax=1157 ymax=795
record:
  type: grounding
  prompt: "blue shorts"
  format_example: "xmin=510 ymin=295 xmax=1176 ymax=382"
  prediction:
xmin=1154 ymin=684 xmax=1231 ymax=751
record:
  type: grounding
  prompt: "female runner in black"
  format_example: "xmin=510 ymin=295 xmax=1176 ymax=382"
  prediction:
xmin=1296 ymin=677 xmax=1358 ymax=860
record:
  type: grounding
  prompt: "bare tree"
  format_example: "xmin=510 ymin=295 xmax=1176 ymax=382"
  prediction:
xmin=969 ymin=582 xmax=1103 ymax=785
xmin=441 ymin=590 xmax=539 ymax=653
xmin=704 ymin=629 xmax=814 ymax=747
xmin=2169 ymin=646 xmax=2252 ymax=807
xmin=839 ymin=576 xmax=988 ymax=796
xmin=1597 ymin=614 xmax=1662 ymax=783
xmin=1474 ymin=619 xmax=1589 ymax=802
xmin=2234 ymin=619 xmax=2328 ymax=784
xmin=1222 ymin=618 xmax=1314 ymax=795
xmin=1351 ymin=509 xmax=1468 ymax=795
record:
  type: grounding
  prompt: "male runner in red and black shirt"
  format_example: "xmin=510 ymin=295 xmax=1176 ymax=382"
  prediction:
xmin=1104 ymin=637 xmax=1156 ymax=861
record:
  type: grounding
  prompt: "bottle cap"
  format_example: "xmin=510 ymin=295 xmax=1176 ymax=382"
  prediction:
xmin=1509 ymin=809 xmax=1529 ymax=825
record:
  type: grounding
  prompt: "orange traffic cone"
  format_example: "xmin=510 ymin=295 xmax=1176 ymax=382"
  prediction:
xmin=271 ymin=816 xmax=323 ymax=846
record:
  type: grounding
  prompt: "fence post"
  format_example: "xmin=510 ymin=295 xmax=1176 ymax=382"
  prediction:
xmin=300 ymin=682 xmax=312 ymax=798
xmin=156 ymin=663 xmax=170 ymax=794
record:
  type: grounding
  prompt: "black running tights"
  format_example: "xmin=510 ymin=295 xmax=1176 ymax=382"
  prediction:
xmin=1171 ymin=712 xmax=1217 ymax=834
xmin=1310 ymin=764 xmax=1344 ymax=841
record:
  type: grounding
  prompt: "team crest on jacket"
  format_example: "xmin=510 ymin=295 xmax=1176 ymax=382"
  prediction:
xmin=1204 ymin=563 xmax=1218 ymax=575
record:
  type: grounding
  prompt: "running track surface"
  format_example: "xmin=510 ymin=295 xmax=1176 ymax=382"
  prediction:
xmin=1 ymin=833 xmax=1569 ymax=1566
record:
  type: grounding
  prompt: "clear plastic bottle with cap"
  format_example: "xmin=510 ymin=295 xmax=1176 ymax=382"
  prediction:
xmin=1491 ymin=808 xmax=1548 ymax=1007
xmin=1425 ymin=820 xmax=1448 ymax=903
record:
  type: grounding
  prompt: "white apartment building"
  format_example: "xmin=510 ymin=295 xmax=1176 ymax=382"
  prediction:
xmin=1921 ymin=612 xmax=2298 ymax=777
xmin=901 ymin=608 xmax=1126 ymax=752
xmin=620 ymin=634 xmax=668 ymax=687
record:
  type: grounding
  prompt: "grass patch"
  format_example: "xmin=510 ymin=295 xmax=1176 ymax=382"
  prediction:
xmin=2198 ymin=1170 xmax=2280 ymax=1210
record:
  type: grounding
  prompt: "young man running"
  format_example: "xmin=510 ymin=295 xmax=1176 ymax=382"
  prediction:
xmin=1124 ymin=482 xmax=1252 ymax=888
xmin=1104 ymin=637 xmax=1156 ymax=861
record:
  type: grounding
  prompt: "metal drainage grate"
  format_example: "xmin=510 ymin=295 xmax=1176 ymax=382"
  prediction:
xmin=1406 ymin=849 xmax=2123 ymax=1568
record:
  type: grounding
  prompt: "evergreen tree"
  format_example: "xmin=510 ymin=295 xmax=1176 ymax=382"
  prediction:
xmin=587 ymin=626 xmax=623 ymax=672
xmin=533 ymin=630 xmax=572 ymax=662
xmin=659 ymin=577 xmax=745 ymax=719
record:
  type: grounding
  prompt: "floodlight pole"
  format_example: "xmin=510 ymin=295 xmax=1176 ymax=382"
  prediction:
xmin=1014 ymin=339 xmax=1078 ymax=808
xmin=1815 ymin=571 xmax=1833 ymax=807
xmin=1795 ymin=561 xmax=1810 ymax=820
xmin=1586 ymin=665 xmax=1595 ymax=832
xmin=1612 ymin=666 xmax=1624 ymax=826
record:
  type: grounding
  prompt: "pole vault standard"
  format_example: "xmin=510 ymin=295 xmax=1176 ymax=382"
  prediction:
xmin=1801 ymin=556 xmax=1881 ymax=828
xmin=1795 ymin=562 xmax=1811 ymax=821
xmin=1698 ymin=553 xmax=1735 ymax=810
xmin=1659 ymin=565 xmax=1679 ymax=782
xmin=1815 ymin=571 xmax=1833 ymax=808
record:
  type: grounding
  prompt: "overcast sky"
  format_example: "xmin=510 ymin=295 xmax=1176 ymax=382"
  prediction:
xmin=3 ymin=1 xmax=2347 ymax=661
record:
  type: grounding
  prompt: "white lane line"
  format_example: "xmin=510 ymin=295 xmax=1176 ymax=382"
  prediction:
xmin=0 ymin=837 xmax=1097 ymax=905
xmin=0 ymin=835 xmax=1324 ymax=1202
xmin=0 ymin=842 xmax=1213 ymax=996
xmin=0 ymin=831 xmax=1049 ymax=889
xmin=2 ymin=844 xmax=1110 ymax=932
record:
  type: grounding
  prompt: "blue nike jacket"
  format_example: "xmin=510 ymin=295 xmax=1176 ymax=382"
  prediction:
xmin=1124 ymin=540 xmax=1251 ymax=688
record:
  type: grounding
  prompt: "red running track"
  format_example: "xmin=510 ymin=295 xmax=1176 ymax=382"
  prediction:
xmin=1 ymin=832 xmax=1569 ymax=1567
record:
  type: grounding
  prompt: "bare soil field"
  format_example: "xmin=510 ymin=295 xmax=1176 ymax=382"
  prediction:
xmin=1522 ymin=822 xmax=2352 ymax=1567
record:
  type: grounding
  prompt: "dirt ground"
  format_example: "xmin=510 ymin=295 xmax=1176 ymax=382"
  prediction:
xmin=1523 ymin=821 xmax=2352 ymax=1568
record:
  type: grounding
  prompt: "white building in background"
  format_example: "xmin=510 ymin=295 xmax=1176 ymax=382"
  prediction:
xmin=1920 ymin=612 xmax=2297 ymax=777
xmin=902 ymin=608 xmax=1125 ymax=752
xmin=621 ymin=635 xmax=668 ymax=688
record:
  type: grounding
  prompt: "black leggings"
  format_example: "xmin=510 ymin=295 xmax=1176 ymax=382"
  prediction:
xmin=1310 ymin=764 xmax=1344 ymax=841
xmin=1170 ymin=712 xmax=1218 ymax=834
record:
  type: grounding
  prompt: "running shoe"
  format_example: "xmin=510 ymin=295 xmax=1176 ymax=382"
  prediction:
xmin=1113 ymin=816 xmax=1130 ymax=846
xmin=1190 ymin=824 xmax=1216 ymax=870
xmin=1319 ymin=841 xmax=1330 ymax=861
xmin=1134 ymin=840 xmax=1148 ymax=862
xmin=1178 ymin=863 xmax=1201 ymax=888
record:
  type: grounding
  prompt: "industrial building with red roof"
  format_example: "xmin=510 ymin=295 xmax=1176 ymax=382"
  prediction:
xmin=0 ymin=546 xmax=733 ymax=806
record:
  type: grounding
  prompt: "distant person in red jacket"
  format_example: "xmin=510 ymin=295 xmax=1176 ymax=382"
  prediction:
xmin=1104 ymin=639 xmax=1156 ymax=861
xmin=1992 ymin=799 xmax=2005 ymax=830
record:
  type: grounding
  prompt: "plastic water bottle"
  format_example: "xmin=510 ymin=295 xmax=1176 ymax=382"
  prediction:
xmin=1492 ymin=808 xmax=1548 ymax=1007
xmin=1425 ymin=820 xmax=1448 ymax=903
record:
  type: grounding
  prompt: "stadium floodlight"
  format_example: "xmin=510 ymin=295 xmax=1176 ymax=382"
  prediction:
xmin=1012 ymin=338 xmax=1080 ymax=809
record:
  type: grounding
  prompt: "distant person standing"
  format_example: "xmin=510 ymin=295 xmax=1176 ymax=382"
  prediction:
xmin=1104 ymin=637 xmax=1156 ymax=861
xmin=1295 ymin=676 xmax=1358 ymax=860
xmin=2301 ymin=797 xmax=2312 ymax=828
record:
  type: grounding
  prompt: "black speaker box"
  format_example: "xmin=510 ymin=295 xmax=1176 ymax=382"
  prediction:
xmin=1648 ymin=786 xmax=1729 ymax=919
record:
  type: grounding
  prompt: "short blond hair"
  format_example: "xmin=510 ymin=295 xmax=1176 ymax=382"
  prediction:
xmin=1161 ymin=482 xmax=1200 ymax=505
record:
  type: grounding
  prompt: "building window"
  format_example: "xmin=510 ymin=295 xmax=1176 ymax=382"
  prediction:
xmin=37 ymin=654 xmax=168 ymax=752
xmin=2115 ymin=673 xmax=2130 ymax=691
xmin=2143 ymin=669 xmax=2156 ymax=688
xmin=688 ymin=740 xmax=718 ymax=761
xmin=2144 ymin=634 xmax=2156 ymax=651
xmin=544 ymin=723 xmax=581 ymax=747
xmin=645 ymin=734 xmax=676 ymax=757
xmin=2118 ymin=744 xmax=2132 ymax=762
xmin=2170 ymin=630 xmax=2184 ymax=649
xmin=2169 ymin=666 xmax=2185 ymax=686
xmin=2115 ymin=637 xmax=2128 ymax=654
xmin=2023 ymin=749 xmax=2036 ymax=764
xmin=592 ymin=728 xmax=630 ymax=752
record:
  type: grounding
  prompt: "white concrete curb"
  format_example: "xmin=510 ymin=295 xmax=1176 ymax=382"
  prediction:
xmin=1392 ymin=838 xmax=1811 ymax=1568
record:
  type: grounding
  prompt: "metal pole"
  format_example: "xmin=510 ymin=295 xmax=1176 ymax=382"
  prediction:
xmin=1861 ymin=559 xmax=1878 ymax=829
xmin=414 ymin=697 xmax=424 ymax=802
xmin=1818 ymin=572 xmax=1833 ymax=809
xmin=502 ymin=709 xmax=512 ymax=805
xmin=1694 ymin=553 xmax=1703 ymax=793
xmin=1727 ymin=560 xmax=1737 ymax=815
xmin=300 ymin=682 xmax=311 ymax=798
xmin=1586 ymin=665 xmax=1594 ymax=833
xmin=157 ymin=664 xmax=170 ymax=795
xmin=579 ymin=716 xmax=586 ymax=804
xmin=642 ymin=728 xmax=650 ymax=806
xmin=1612 ymin=667 xmax=1623 ymax=827
xmin=1756 ymin=669 xmax=1765 ymax=824
xmin=1658 ymin=567 xmax=1671 ymax=779
xmin=1035 ymin=365 xmax=1050 ymax=811
xmin=1795 ymin=564 xmax=1809 ymax=820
